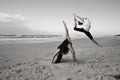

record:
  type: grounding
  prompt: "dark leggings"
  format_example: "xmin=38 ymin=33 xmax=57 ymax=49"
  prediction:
xmin=74 ymin=27 xmax=93 ymax=40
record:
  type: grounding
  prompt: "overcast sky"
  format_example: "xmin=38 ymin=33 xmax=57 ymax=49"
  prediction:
xmin=0 ymin=0 xmax=120 ymax=35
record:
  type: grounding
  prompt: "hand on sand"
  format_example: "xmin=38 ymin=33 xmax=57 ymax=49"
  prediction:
xmin=51 ymin=58 xmax=55 ymax=63
xmin=52 ymin=60 xmax=54 ymax=63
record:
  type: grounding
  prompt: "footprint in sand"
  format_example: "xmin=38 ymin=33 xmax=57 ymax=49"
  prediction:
xmin=35 ymin=65 xmax=46 ymax=73
xmin=5 ymin=59 xmax=12 ymax=62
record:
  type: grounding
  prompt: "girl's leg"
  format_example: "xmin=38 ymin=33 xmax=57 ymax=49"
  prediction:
xmin=63 ymin=21 xmax=72 ymax=43
xmin=84 ymin=31 xmax=93 ymax=40
xmin=74 ymin=27 xmax=85 ymax=32
xmin=84 ymin=31 xmax=102 ymax=47
xmin=91 ymin=39 xmax=103 ymax=47
xmin=68 ymin=44 xmax=78 ymax=64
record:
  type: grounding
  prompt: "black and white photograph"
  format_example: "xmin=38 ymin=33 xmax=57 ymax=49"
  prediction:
xmin=0 ymin=0 xmax=120 ymax=80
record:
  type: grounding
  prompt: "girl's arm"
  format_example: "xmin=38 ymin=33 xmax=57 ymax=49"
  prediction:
xmin=73 ymin=14 xmax=84 ymax=22
xmin=52 ymin=49 xmax=60 ymax=63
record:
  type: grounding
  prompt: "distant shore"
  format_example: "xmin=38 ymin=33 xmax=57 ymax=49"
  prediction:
xmin=0 ymin=34 xmax=111 ymax=44
xmin=0 ymin=34 xmax=62 ymax=38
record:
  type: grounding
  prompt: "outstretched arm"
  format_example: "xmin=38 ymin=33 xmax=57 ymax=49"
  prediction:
xmin=74 ymin=15 xmax=77 ymax=28
xmin=52 ymin=49 xmax=60 ymax=63
xmin=73 ymin=14 xmax=84 ymax=22
xmin=63 ymin=21 xmax=72 ymax=43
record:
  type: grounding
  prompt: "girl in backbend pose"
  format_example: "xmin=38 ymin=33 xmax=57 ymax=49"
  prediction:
xmin=52 ymin=21 xmax=78 ymax=64
xmin=73 ymin=14 xmax=102 ymax=47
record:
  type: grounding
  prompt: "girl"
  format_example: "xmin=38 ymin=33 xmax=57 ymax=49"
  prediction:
xmin=52 ymin=21 xmax=78 ymax=64
xmin=73 ymin=14 xmax=102 ymax=47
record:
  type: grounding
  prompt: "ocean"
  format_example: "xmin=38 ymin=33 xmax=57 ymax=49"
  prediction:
xmin=0 ymin=35 xmax=104 ymax=45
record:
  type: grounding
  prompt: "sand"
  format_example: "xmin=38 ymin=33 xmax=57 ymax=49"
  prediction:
xmin=0 ymin=36 xmax=120 ymax=80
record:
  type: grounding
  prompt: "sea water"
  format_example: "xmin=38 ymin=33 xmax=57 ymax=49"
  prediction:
xmin=0 ymin=35 xmax=102 ymax=45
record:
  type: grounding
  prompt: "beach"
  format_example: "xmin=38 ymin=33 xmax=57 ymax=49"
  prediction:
xmin=0 ymin=36 xmax=120 ymax=80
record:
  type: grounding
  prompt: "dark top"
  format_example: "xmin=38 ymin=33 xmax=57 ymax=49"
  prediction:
xmin=74 ymin=27 xmax=93 ymax=40
xmin=78 ymin=21 xmax=83 ymax=25
xmin=57 ymin=39 xmax=71 ymax=55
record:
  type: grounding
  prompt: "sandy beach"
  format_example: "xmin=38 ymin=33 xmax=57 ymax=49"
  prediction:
xmin=0 ymin=36 xmax=120 ymax=80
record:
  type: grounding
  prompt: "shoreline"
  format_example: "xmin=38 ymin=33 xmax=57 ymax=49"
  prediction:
xmin=0 ymin=35 xmax=115 ymax=45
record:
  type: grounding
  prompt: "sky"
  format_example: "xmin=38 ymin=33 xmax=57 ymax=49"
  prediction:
xmin=0 ymin=0 xmax=120 ymax=35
